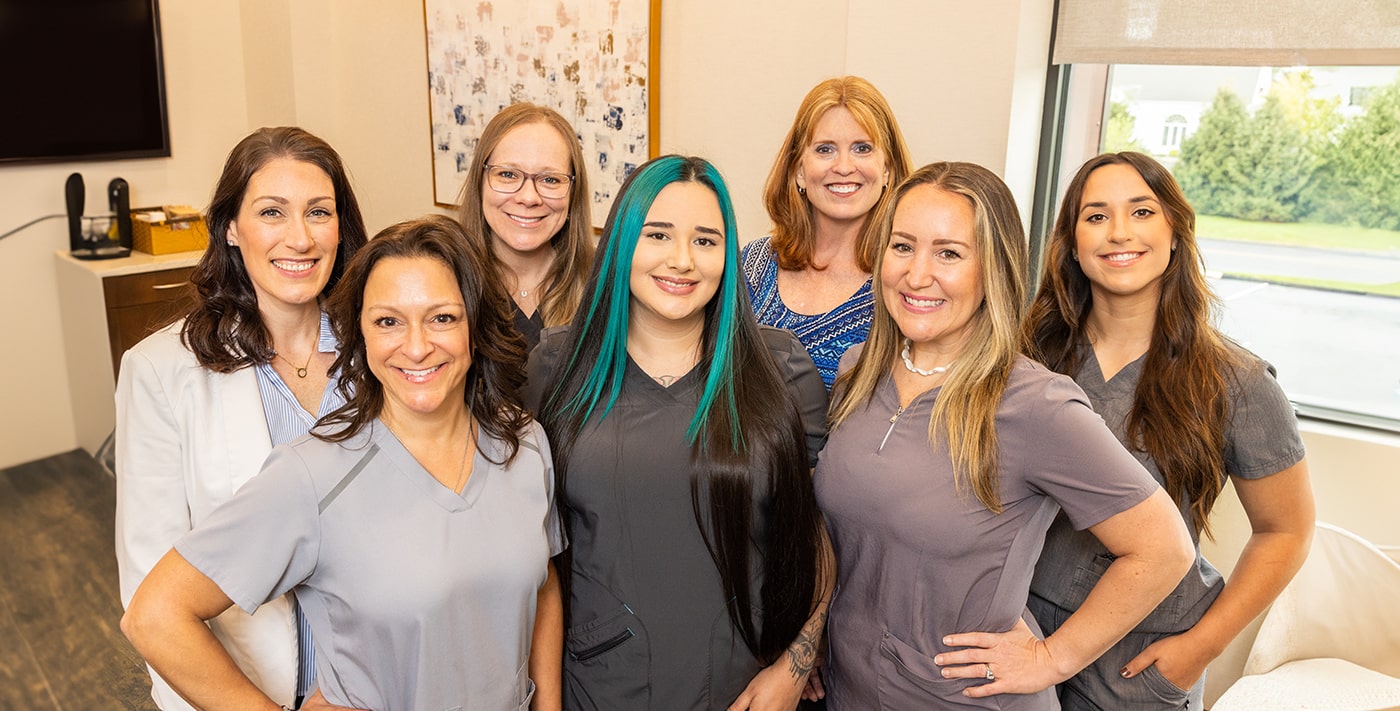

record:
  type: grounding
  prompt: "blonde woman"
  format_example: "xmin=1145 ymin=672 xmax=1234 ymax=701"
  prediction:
xmin=816 ymin=162 xmax=1195 ymax=709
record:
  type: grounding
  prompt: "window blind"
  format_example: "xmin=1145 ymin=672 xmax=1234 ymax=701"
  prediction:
xmin=1053 ymin=0 xmax=1400 ymax=66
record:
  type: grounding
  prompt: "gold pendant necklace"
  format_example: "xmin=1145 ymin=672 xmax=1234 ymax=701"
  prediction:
xmin=275 ymin=350 xmax=313 ymax=378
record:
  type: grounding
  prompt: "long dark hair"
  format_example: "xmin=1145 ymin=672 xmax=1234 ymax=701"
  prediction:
xmin=182 ymin=126 xmax=369 ymax=371
xmin=317 ymin=216 xmax=530 ymax=464
xmin=1023 ymin=151 xmax=1241 ymax=536
xmin=540 ymin=155 xmax=821 ymax=662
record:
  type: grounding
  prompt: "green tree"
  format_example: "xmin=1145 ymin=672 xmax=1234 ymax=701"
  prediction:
xmin=1271 ymin=70 xmax=1344 ymax=219
xmin=1271 ymin=70 xmax=1344 ymax=147
xmin=1221 ymin=94 xmax=1310 ymax=221
xmin=1103 ymin=101 xmax=1147 ymax=154
xmin=1310 ymin=79 xmax=1400 ymax=230
xmin=1174 ymin=88 xmax=1252 ymax=217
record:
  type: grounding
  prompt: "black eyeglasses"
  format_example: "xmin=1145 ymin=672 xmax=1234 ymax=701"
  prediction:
xmin=483 ymin=164 xmax=574 ymax=199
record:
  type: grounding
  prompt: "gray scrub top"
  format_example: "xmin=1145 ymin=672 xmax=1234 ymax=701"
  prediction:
xmin=524 ymin=325 xmax=828 ymax=711
xmin=814 ymin=350 xmax=1158 ymax=710
xmin=1030 ymin=341 xmax=1306 ymax=632
xmin=176 ymin=418 xmax=563 ymax=711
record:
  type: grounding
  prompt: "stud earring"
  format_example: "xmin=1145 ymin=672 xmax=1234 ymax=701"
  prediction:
xmin=797 ymin=185 xmax=807 ymax=197
xmin=1071 ymin=252 xmax=1079 ymax=262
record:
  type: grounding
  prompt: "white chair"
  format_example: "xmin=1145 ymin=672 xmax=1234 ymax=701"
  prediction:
xmin=1213 ymin=522 xmax=1400 ymax=711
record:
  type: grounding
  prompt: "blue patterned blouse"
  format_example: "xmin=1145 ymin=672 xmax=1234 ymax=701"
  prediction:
xmin=740 ymin=235 xmax=873 ymax=390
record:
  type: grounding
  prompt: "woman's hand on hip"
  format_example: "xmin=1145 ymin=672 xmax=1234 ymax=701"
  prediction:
xmin=936 ymin=616 xmax=1068 ymax=698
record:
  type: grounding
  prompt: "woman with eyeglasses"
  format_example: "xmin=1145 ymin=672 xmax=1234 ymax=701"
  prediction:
xmin=456 ymin=103 xmax=595 ymax=349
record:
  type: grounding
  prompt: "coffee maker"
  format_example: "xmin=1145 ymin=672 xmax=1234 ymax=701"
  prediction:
xmin=66 ymin=172 xmax=132 ymax=260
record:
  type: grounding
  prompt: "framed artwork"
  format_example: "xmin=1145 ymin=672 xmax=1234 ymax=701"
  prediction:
xmin=424 ymin=0 xmax=660 ymax=227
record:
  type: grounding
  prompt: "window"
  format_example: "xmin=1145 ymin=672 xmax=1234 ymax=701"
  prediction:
xmin=1161 ymin=115 xmax=1187 ymax=149
xmin=1045 ymin=64 xmax=1400 ymax=429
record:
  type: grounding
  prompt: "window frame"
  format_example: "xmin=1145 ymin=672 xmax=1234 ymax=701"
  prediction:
xmin=1028 ymin=63 xmax=1400 ymax=435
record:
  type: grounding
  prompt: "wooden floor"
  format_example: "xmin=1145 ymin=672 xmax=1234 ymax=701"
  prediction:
xmin=0 ymin=449 xmax=158 ymax=710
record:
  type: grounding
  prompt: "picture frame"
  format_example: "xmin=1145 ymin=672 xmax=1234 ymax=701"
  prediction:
xmin=423 ymin=0 xmax=661 ymax=228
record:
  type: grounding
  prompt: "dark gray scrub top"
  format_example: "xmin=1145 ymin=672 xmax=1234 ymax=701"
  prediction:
xmin=1030 ymin=342 xmax=1306 ymax=633
xmin=815 ymin=349 xmax=1159 ymax=710
xmin=525 ymin=325 xmax=828 ymax=711
xmin=177 ymin=419 xmax=562 ymax=711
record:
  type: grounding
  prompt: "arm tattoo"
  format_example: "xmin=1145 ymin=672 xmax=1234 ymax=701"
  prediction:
xmin=785 ymin=608 xmax=829 ymax=680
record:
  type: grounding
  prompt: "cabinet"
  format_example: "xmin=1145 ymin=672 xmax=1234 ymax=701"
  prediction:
xmin=101 ymin=267 xmax=196 ymax=379
xmin=56 ymin=250 xmax=203 ymax=456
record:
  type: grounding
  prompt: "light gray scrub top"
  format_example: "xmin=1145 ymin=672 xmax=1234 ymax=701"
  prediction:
xmin=1030 ymin=342 xmax=1306 ymax=632
xmin=524 ymin=325 xmax=828 ymax=711
xmin=814 ymin=350 xmax=1159 ymax=710
xmin=177 ymin=418 xmax=563 ymax=711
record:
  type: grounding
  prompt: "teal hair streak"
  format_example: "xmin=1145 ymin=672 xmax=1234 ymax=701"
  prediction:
xmin=561 ymin=155 xmax=746 ymax=451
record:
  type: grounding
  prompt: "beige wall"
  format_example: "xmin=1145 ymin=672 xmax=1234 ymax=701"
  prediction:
xmin=660 ymin=0 xmax=1054 ymax=242
xmin=1200 ymin=422 xmax=1400 ymax=704
xmin=0 ymin=0 xmax=253 ymax=468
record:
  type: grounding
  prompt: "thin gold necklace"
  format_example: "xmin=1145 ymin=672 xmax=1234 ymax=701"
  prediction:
xmin=451 ymin=428 xmax=473 ymax=493
xmin=274 ymin=349 xmax=314 ymax=378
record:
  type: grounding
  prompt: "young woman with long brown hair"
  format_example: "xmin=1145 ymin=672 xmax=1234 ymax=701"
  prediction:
xmin=1023 ymin=152 xmax=1315 ymax=710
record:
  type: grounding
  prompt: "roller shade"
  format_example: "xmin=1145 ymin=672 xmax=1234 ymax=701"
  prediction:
xmin=1053 ymin=0 xmax=1400 ymax=66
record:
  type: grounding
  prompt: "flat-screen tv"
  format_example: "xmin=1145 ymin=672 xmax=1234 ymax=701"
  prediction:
xmin=0 ymin=0 xmax=170 ymax=165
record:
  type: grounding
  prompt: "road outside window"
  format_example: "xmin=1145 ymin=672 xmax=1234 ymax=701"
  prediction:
xmin=1102 ymin=65 xmax=1400 ymax=428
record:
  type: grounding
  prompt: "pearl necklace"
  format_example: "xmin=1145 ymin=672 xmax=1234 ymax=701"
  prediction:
xmin=900 ymin=338 xmax=952 ymax=376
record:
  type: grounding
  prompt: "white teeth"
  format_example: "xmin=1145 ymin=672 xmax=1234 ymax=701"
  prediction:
xmin=509 ymin=214 xmax=544 ymax=225
xmin=401 ymin=365 xmax=441 ymax=377
xmin=828 ymin=184 xmax=859 ymax=195
xmin=656 ymin=277 xmax=693 ymax=288
xmin=905 ymin=295 xmax=945 ymax=308
xmin=273 ymin=260 xmax=314 ymax=272
xmin=1105 ymin=253 xmax=1140 ymax=262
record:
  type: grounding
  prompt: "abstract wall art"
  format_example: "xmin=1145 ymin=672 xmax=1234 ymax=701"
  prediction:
xmin=424 ymin=0 xmax=658 ymax=227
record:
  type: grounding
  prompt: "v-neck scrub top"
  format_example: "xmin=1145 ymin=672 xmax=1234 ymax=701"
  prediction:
xmin=176 ymin=419 xmax=563 ymax=711
xmin=525 ymin=325 xmax=828 ymax=711
xmin=1027 ymin=342 xmax=1304 ymax=709
xmin=814 ymin=349 xmax=1159 ymax=710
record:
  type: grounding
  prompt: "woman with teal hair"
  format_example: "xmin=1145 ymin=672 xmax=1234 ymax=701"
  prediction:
xmin=525 ymin=155 xmax=832 ymax=710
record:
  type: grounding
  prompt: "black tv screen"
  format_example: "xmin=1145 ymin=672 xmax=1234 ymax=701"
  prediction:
xmin=0 ymin=0 xmax=170 ymax=164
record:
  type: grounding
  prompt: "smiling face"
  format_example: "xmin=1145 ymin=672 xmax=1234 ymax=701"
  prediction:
xmin=796 ymin=106 xmax=888 ymax=231
xmin=881 ymin=184 xmax=985 ymax=364
xmin=227 ymin=157 xmax=340 ymax=311
xmin=1073 ymin=163 xmax=1176 ymax=307
xmin=361 ymin=256 xmax=472 ymax=425
xmin=481 ymin=121 xmax=573 ymax=260
xmin=628 ymin=181 xmax=727 ymax=331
